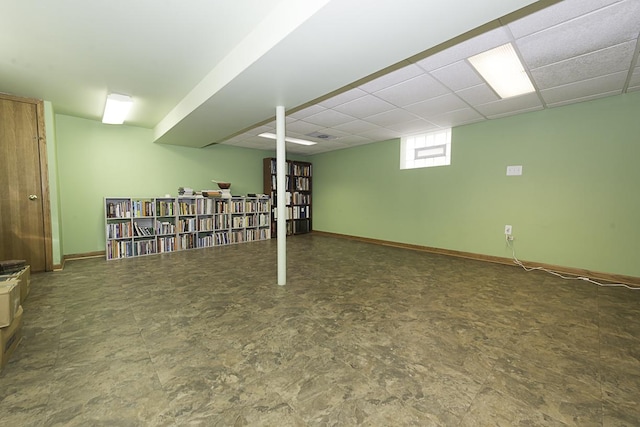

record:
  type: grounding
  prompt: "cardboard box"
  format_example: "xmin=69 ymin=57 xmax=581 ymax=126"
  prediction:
xmin=18 ymin=266 xmax=30 ymax=303
xmin=0 ymin=279 xmax=20 ymax=328
xmin=0 ymin=265 xmax=30 ymax=304
xmin=0 ymin=305 xmax=23 ymax=370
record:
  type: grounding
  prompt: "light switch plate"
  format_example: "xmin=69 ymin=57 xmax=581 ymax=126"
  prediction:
xmin=506 ymin=165 xmax=523 ymax=176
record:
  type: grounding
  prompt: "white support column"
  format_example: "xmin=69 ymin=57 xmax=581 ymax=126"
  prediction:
xmin=276 ymin=106 xmax=286 ymax=286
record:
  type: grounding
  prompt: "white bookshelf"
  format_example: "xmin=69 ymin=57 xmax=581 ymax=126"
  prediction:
xmin=105 ymin=196 xmax=270 ymax=260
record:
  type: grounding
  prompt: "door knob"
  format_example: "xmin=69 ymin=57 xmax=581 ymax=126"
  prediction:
xmin=28 ymin=194 xmax=38 ymax=200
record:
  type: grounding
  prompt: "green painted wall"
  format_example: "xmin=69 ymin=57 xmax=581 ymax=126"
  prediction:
xmin=311 ymin=92 xmax=640 ymax=277
xmin=55 ymin=114 xmax=272 ymax=255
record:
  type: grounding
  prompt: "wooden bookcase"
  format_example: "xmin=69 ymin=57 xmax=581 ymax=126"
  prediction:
xmin=263 ymin=158 xmax=312 ymax=237
xmin=105 ymin=196 xmax=270 ymax=260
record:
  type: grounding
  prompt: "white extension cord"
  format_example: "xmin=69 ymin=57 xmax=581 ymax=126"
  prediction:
xmin=506 ymin=236 xmax=639 ymax=291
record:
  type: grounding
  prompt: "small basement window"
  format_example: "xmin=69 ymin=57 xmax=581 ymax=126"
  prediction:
xmin=400 ymin=129 xmax=451 ymax=170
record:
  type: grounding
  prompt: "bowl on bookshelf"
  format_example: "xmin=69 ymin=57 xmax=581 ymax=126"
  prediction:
xmin=217 ymin=182 xmax=231 ymax=189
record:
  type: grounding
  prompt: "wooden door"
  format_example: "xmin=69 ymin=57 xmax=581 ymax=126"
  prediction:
xmin=0 ymin=95 xmax=51 ymax=272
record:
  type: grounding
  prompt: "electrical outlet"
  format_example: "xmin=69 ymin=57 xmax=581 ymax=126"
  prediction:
xmin=504 ymin=225 xmax=512 ymax=235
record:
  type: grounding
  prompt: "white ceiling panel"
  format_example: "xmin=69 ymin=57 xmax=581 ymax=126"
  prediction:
xmin=506 ymin=0 xmax=622 ymax=38
xmin=358 ymin=127 xmax=406 ymax=141
xmin=362 ymin=108 xmax=421 ymax=127
xmin=475 ymin=92 xmax=543 ymax=117
xmin=358 ymin=63 xmax=425 ymax=93
xmin=455 ymin=84 xmax=500 ymax=106
xmin=285 ymin=120 xmax=323 ymax=135
xmin=428 ymin=108 xmax=486 ymax=128
xmin=516 ymin=0 xmax=640 ymax=69
xmin=318 ymin=88 xmax=368 ymax=108
xmin=333 ymin=119 xmax=384 ymax=134
xmin=303 ymin=109 xmax=357 ymax=127
xmin=332 ymin=94 xmax=396 ymax=118
xmin=385 ymin=119 xmax=440 ymax=134
xmin=373 ymin=74 xmax=450 ymax=107
xmin=430 ymin=60 xmax=485 ymax=91
xmin=541 ymin=71 xmax=626 ymax=105
xmin=531 ymin=41 xmax=637 ymax=89
xmin=223 ymin=0 xmax=640 ymax=155
xmin=405 ymin=93 xmax=470 ymax=119
xmin=287 ymin=104 xmax=326 ymax=120
xmin=335 ymin=135 xmax=375 ymax=145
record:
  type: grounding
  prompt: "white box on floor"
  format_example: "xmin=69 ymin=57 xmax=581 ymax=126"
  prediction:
xmin=0 ymin=305 xmax=23 ymax=370
xmin=0 ymin=279 xmax=20 ymax=328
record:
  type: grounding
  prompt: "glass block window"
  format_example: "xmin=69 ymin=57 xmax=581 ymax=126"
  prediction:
xmin=400 ymin=129 xmax=451 ymax=170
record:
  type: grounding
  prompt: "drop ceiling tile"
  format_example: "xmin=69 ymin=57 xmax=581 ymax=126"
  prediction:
xmin=415 ymin=27 xmax=511 ymax=71
xmin=333 ymin=119 xmax=383 ymax=134
xmin=303 ymin=109 xmax=357 ymax=127
xmin=384 ymin=119 xmax=440 ymax=134
xmin=455 ymin=84 xmax=499 ymax=106
xmin=430 ymin=60 xmax=484 ymax=91
xmin=335 ymin=135 xmax=374 ymax=145
xmin=318 ymin=88 xmax=368 ymax=108
xmin=428 ymin=108 xmax=485 ymax=128
xmin=475 ymin=92 xmax=543 ymax=117
xmin=287 ymin=104 xmax=325 ymax=120
xmin=313 ymin=127 xmax=351 ymax=139
xmin=363 ymin=108 xmax=420 ymax=127
xmin=507 ymin=0 xmax=621 ymax=38
xmin=286 ymin=120 xmax=322 ymax=135
xmin=405 ymin=93 xmax=470 ymax=119
xmin=516 ymin=0 xmax=640 ymax=69
xmin=540 ymin=71 xmax=626 ymax=105
xmin=358 ymin=127 xmax=402 ymax=142
xmin=531 ymin=40 xmax=637 ymax=89
xmin=346 ymin=138 xmax=379 ymax=147
xmin=305 ymin=140 xmax=349 ymax=154
xmin=373 ymin=74 xmax=450 ymax=107
xmin=332 ymin=94 xmax=396 ymax=118
xmin=358 ymin=64 xmax=424 ymax=93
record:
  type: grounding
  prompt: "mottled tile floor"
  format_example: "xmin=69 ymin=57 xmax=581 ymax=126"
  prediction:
xmin=1 ymin=234 xmax=639 ymax=426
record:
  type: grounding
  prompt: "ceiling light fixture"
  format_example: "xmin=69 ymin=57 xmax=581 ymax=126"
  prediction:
xmin=258 ymin=132 xmax=317 ymax=146
xmin=102 ymin=93 xmax=133 ymax=124
xmin=468 ymin=43 xmax=535 ymax=99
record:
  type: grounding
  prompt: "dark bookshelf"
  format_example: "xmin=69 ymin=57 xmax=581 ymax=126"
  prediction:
xmin=263 ymin=158 xmax=312 ymax=238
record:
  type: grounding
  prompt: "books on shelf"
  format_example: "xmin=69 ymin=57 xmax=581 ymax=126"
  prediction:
xmin=263 ymin=158 xmax=312 ymax=238
xmin=105 ymin=195 xmax=270 ymax=260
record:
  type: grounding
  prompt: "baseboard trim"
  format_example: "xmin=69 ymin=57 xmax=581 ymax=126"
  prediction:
xmin=64 ymin=251 xmax=105 ymax=262
xmin=312 ymin=231 xmax=640 ymax=287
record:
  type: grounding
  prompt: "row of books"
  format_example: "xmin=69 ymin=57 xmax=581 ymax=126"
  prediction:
xmin=268 ymin=159 xmax=311 ymax=177
xmin=272 ymin=206 xmax=310 ymax=220
xmin=132 ymin=200 xmax=154 ymax=217
xmin=107 ymin=222 xmax=132 ymax=239
xmin=294 ymin=177 xmax=310 ymax=191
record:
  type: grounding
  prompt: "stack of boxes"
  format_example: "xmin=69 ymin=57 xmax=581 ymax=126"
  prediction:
xmin=0 ymin=264 xmax=29 ymax=370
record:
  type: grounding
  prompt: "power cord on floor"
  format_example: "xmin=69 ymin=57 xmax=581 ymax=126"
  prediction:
xmin=505 ymin=235 xmax=639 ymax=291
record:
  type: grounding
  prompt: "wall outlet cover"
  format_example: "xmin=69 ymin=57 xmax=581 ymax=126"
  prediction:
xmin=506 ymin=165 xmax=523 ymax=176
xmin=505 ymin=225 xmax=512 ymax=235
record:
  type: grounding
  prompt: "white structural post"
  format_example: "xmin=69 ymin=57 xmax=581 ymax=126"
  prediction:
xmin=276 ymin=105 xmax=286 ymax=286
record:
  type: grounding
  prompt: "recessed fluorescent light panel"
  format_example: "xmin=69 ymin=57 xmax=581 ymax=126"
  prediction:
xmin=258 ymin=132 xmax=317 ymax=146
xmin=102 ymin=93 xmax=133 ymax=124
xmin=468 ymin=43 xmax=535 ymax=99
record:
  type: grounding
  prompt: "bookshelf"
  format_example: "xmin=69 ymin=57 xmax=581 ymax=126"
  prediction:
xmin=263 ymin=158 xmax=312 ymax=237
xmin=105 ymin=196 xmax=270 ymax=260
